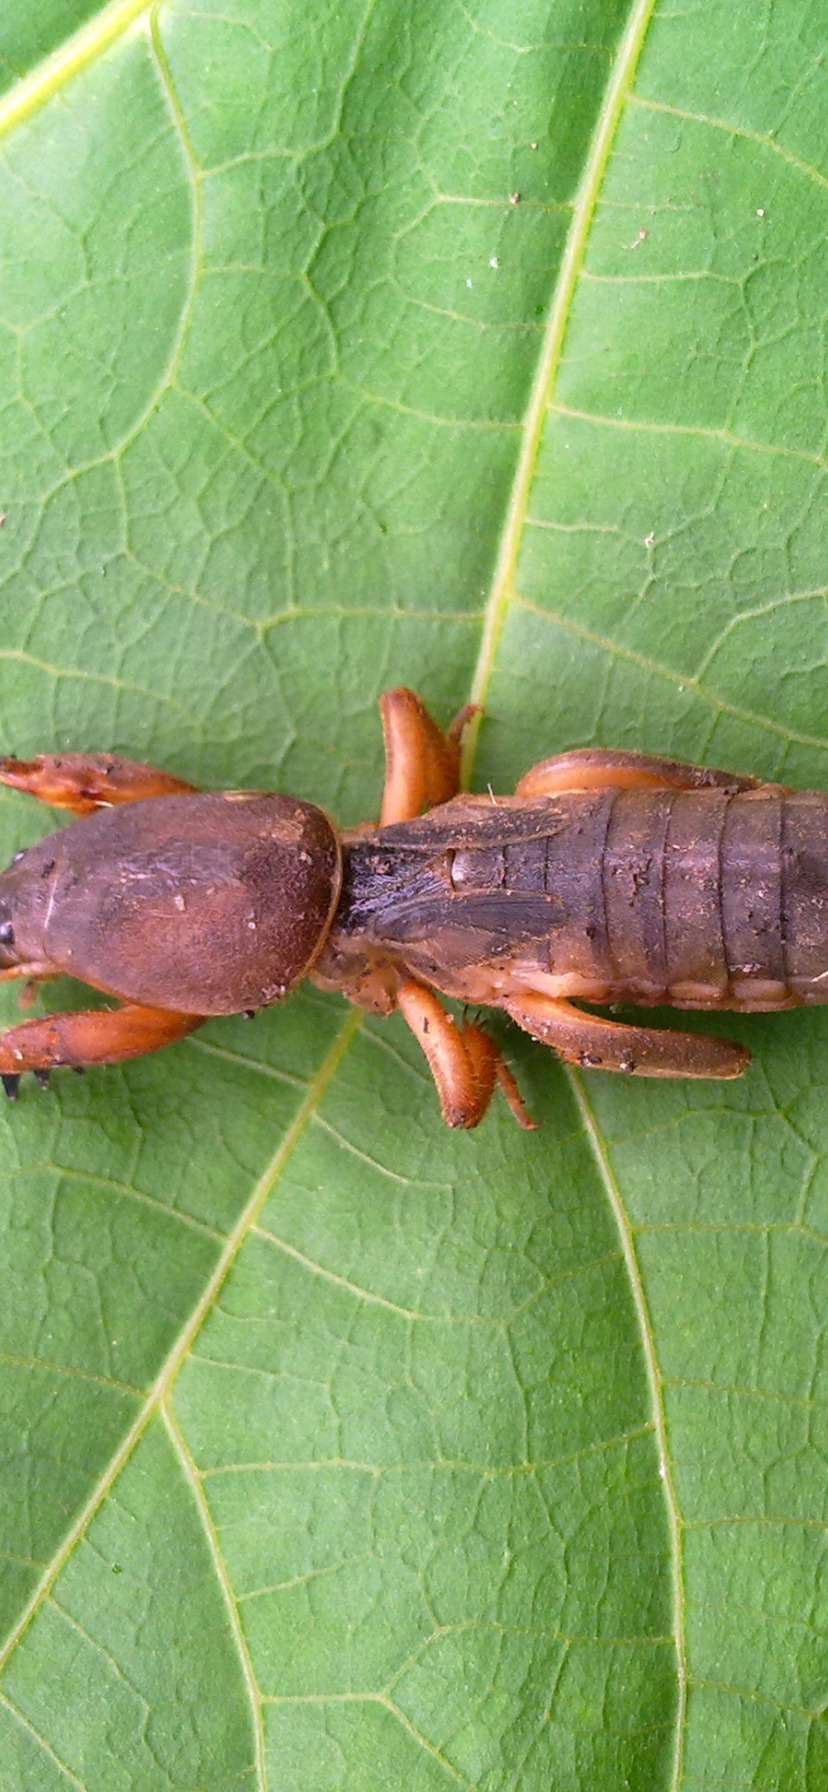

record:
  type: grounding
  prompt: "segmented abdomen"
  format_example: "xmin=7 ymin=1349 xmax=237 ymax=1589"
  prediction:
xmin=490 ymin=787 xmax=828 ymax=1010
xmin=333 ymin=787 xmax=828 ymax=1012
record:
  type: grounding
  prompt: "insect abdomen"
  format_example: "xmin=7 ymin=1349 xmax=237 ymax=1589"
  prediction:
xmin=548 ymin=787 xmax=828 ymax=1010
xmin=329 ymin=787 xmax=828 ymax=1013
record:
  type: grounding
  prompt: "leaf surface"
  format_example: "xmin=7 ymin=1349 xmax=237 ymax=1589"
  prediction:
xmin=0 ymin=2 xmax=826 ymax=1787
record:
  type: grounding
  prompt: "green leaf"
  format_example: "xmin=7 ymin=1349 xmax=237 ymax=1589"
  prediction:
xmin=0 ymin=1 xmax=826 ymax=1786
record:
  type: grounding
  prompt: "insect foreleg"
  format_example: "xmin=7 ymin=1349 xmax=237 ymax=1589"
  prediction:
xmin=0 ymin=754 xmax=198 ymax=815
xmin=0 ymin=1003 xmax=205 ymax=1096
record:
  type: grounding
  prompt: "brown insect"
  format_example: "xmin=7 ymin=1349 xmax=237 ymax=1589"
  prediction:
xmin=0 ymin=687 xmax=824 ymax=1126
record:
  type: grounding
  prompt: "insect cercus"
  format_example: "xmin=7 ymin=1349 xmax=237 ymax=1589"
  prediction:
xmin=0 ymin=687 xmax=822 ymax=1126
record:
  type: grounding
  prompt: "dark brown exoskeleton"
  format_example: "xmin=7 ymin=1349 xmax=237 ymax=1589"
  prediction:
xmin=0 ymin=687 xmax=826 ymax=1126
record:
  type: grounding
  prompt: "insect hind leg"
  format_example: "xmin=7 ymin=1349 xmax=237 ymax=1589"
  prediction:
xmin=514 ymin=747 xmax=765 ymax=800
xmin=502 ymin=990 xmax=750 ymax=1079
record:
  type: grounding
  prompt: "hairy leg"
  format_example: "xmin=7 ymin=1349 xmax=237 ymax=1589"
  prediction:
xmin=515 ymin=747 xmax=766 ymax=801
xmin=0 ymin=1003 xmax=204 ymax=1096
xmin=396 ymin=979 xmax=534 ymax=1127
xmin=503 ymin=989 xmax=749 ymax=1079
xmin=379 ymin=688 xmax=477 ymax=825
xmin=0 ymin=753 xmax=198 ymax=815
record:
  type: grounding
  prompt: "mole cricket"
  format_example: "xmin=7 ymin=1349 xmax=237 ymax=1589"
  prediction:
xmin=0 ymin=687 xmax=823 ymax=1126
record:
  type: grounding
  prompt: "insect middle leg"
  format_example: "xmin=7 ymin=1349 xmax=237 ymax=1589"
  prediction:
xmin=379 ymin=689 xmax=477 ymax=825
xmin=0 ymin=753 xmax=198 ymax=815
xmin=0 ymin=1004 xmax=205 ymax=1097
xmin=396 ymin=980 xmax=535 ymax=1127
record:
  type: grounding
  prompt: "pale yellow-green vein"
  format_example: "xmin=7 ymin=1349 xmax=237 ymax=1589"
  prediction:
xmin=163 ymin=1402 xmax=267 ymax=1790
xmin=0 ymin=0 xmax=151 ymax=140
xmin=0 ymin=1005 xmax=362 ymax=1675
xmin=464 ymin=0 xmax=660 ymax=752
xmin=568 ymin=1073 xmax=687 ymax=1792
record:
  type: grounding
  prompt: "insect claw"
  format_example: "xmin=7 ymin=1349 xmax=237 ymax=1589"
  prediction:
xmin=34 ymin=1069 xmax=51 ymax=1090
xmin=2 ymin=1073 xmax=20 ymax=1100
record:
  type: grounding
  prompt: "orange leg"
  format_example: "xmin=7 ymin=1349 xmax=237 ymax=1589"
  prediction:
xmin=396 ymin=980 xmax=535 ymax=1128
xmin=0 ymin=961 xmax=57 ymax=985
xmin=514 ymin=746 xmax=767 ymax=801
xmin=502 ymin=989 xmax=749 ymax=1080
xmin=0 ymin=1004 xmax=204 ymax=1097
xmin=379 ymin=689 xmax=478 ymax=825
xmin=0 ymin=753 xmax=198 ymax=815
xmin=0 ymin=961 xmax=67 ymax=1015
